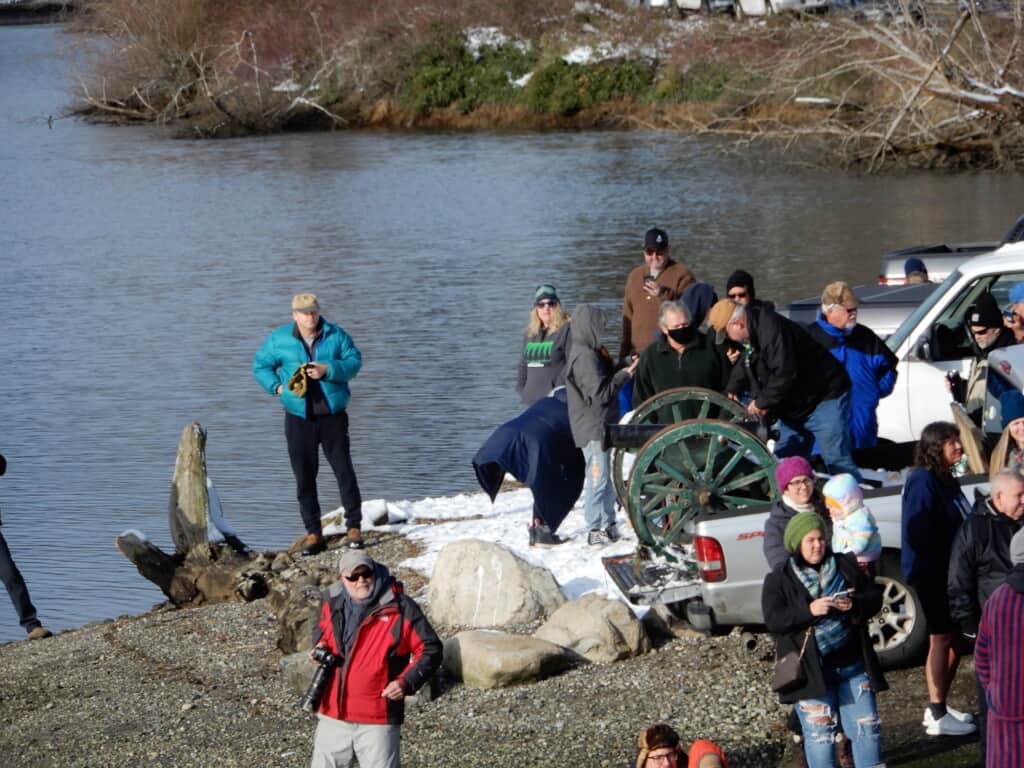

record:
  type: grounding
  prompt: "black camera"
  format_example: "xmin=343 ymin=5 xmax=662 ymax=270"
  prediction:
xmin=299 ymin=646 xmax=341 ymax=713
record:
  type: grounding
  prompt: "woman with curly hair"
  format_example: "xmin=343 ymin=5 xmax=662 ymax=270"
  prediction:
xmin=901 ymin=421 xmax=976 ymax=737
xmin=516 ymin=284 xmax=571 ymax=406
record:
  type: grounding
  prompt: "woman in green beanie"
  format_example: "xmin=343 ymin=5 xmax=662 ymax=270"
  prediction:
xmin=762 ymin=512 xmax=887 ymax=768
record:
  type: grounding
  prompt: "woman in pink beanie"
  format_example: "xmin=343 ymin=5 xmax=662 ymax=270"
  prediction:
xmin=764 ymin=456 xmax=829 ymax=572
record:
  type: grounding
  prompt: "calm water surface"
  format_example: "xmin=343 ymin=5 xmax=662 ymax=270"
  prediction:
xmin=2 ymin=24 xmax=1024 ymax=641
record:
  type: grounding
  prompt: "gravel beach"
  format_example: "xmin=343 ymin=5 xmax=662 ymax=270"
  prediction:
xmin=0 ymin=531 xmax=984 ymax=768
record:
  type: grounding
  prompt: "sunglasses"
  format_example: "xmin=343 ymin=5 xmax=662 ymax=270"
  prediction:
xmin=727 ymin=291 xmax=748 ymax=299
xmin=536 ymin=300 xmax=558 ymax=308
xmin=344 ymin=570 xmax=373 ymax=582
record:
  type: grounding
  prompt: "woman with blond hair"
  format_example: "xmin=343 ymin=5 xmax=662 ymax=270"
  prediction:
xmin=989 ymin=390 xmax=1024 ymax=480
xmin=516 ymin=284 xmax=571 ymax=406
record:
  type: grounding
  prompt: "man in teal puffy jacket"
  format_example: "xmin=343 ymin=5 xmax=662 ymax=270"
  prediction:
xmin=253 ymin=293 xmax=364 ymax=555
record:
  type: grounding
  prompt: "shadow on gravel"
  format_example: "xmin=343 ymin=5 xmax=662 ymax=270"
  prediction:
xmin=884 ymin=733 xmax=980 ymax=767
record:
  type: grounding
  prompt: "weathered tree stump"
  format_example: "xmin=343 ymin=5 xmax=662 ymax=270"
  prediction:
xmin=116 ymin=422 xmax=258 ymax=606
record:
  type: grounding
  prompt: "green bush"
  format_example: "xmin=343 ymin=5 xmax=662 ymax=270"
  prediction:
xmin=521 ymin=58 xmax=656 ymax=115
xmin=656 ymin=61 xmax=736 ymax=103
xmin=397 ymin=24 xmax=537 ymax=114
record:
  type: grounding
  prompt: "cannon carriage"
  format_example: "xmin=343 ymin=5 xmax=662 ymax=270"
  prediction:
xmin=602 ymin=386 xmax=780 ymax=605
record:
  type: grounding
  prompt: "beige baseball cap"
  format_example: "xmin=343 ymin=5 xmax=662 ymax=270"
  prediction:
xmin=707 ymin=299 xmax=738 ymax=344
xmin=821 ymin=282 xmax=857 ymax=309
xmin=292 ymin=293 xmax=321 ymax=313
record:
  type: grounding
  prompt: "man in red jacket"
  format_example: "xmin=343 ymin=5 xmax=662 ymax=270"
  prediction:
xmin=310 ymin=551 xmax=442 ymax=768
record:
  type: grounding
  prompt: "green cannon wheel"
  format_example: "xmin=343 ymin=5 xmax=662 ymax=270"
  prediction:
xmin=627 ymin=418 xmax=778 ymax=549
xmin=612 ymin=387 xmax=747 ymax=509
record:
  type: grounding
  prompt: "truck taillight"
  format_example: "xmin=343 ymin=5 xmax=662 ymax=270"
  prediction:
xmin=694 ymin=535 xmax=727 ymax=583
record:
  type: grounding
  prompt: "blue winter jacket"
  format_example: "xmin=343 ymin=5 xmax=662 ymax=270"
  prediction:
xmin=253 ymin=320 xmax=362 ymax=419
xmin=806 ymin=318 xmax=898 ymax=449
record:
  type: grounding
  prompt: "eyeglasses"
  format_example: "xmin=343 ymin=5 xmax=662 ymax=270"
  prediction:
xmin=787 ymin=477 xmax=814 ymax=488
xmin=344 ymin=570 xmax=373 ymax=582
xmin=645 ymin=753 xmax=677 ymax=766
xmin=536 ymin=300 xmax=558 ymax=308
xmin=727 ymin=291 xmax=748 ymax=300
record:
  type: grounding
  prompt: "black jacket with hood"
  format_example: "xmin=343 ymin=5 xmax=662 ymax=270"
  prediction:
xmin=726 ymin=306 xmax=849 ymax=422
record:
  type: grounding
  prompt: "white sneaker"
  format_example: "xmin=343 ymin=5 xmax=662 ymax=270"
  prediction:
xmin=924 ymin=710 xmax=977 ymax=736
xmin=921 ymin=706 xmax=974 ymax=726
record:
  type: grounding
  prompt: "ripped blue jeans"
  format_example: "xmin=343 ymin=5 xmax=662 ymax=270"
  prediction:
xmin=795 ymin=661 xmax=883 ymax=768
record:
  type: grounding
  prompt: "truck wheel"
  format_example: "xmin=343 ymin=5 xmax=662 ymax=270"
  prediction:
xmin=869 ymin=551 xmax=928 ymax=669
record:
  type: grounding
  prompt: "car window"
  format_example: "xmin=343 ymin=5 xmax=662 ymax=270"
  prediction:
xmin=929 ymin=271 xmax=1024 ymax=361
xmin=887 ymin=269 xmax=959 ymax=352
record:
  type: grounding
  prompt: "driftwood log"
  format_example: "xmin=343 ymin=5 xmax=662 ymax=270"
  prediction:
xmin=115 ymin=422 xmax=263 ymax=606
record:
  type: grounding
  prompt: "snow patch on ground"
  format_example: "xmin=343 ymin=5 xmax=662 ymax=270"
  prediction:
xmin=464 ymin=27 xmax=530 ymax=60
xmin=562 ymin=41 xmax=659 ymax=65
xmin=323 ymin=487 xmax=637 ymax=604
xmin=573 ymin=1 xmax=625 ymax=20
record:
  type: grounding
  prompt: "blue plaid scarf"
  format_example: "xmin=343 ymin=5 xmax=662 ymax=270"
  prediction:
xmin=791 ymin=555 xmax=851 ymax=657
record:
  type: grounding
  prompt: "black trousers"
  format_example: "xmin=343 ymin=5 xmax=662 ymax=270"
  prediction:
xmin=285 ymin=410 xmax=362 ymax=535
xmin=0 ymin=530 xmax=42 ymax=632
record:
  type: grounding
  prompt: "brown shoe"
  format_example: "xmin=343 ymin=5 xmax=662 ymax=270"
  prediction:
xmin=300 ymin=533 xmax=326 ymax=557
xmin=345 ymin=527 xmax=364 ymax=550
xmin=27 ymin=627 xmax=52 ymax=640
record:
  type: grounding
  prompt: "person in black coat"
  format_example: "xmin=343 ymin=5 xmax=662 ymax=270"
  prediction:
xmin=707 ymin=300 xmax=860 ymax=481
xmin=947 ymin=468 xmax=1024 ymax=759
xmin=762 ymin=512 xmax=886 ymax=768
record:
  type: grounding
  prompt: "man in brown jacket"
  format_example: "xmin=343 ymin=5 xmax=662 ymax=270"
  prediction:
xmin=619 ymin=228 xmax=696 ymax=360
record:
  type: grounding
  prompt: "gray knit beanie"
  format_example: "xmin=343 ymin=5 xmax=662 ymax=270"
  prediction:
xmin=1011 ymin=527 xmax=1024 ymax=565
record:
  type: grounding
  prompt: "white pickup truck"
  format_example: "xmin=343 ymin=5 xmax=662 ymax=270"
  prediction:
xmin=606 ymin=474 xmax=988 ymax=669
xmin=877 ymin=240 xmax=1024 ymax=444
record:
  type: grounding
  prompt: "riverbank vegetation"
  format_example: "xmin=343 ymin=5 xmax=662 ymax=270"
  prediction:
xmin=70 ymin=0 xmax=1024 ymax=170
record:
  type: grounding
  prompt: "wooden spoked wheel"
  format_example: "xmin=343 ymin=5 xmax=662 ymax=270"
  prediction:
xmin=612 ymin=387 xmax=748 ymax=509
xmin=627 ymin=418 xmax=778 ymax=549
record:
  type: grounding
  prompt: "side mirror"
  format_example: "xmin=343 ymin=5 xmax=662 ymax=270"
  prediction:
xmin=912 ymin=336 xmax=931 ymax=362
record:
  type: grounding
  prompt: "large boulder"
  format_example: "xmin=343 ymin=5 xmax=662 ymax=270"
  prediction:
xmin=428 ymin=540 xmax=565 ymax=627
xmin=443 ymin=630 xmax=574 ymax=688
xmin=534 ymin=593 xmax=651 ymax=664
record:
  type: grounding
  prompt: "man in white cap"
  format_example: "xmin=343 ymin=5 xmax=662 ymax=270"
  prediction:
xmin=309 ymin=551 xmax=442 ymax=768
xmin=254 ymin=293 xmax=364 ymax=555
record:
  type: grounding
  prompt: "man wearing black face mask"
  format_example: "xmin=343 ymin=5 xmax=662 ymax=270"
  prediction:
xmin=633 ymin=301 xmax=728 ymax=422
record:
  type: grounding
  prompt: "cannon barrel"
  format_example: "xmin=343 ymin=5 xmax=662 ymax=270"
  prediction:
xmin=607 ymin=419 xmax=771 ymax=451
xmin=605 ymin=423 xmax=664 ymax=450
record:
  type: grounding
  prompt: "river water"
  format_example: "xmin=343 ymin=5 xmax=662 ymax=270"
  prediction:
xmin=2 ymin=23 xmax=1024 ymax=642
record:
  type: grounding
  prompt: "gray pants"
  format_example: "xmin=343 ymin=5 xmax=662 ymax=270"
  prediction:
xmin=311 ymin=715 xmax=400 ymax=768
